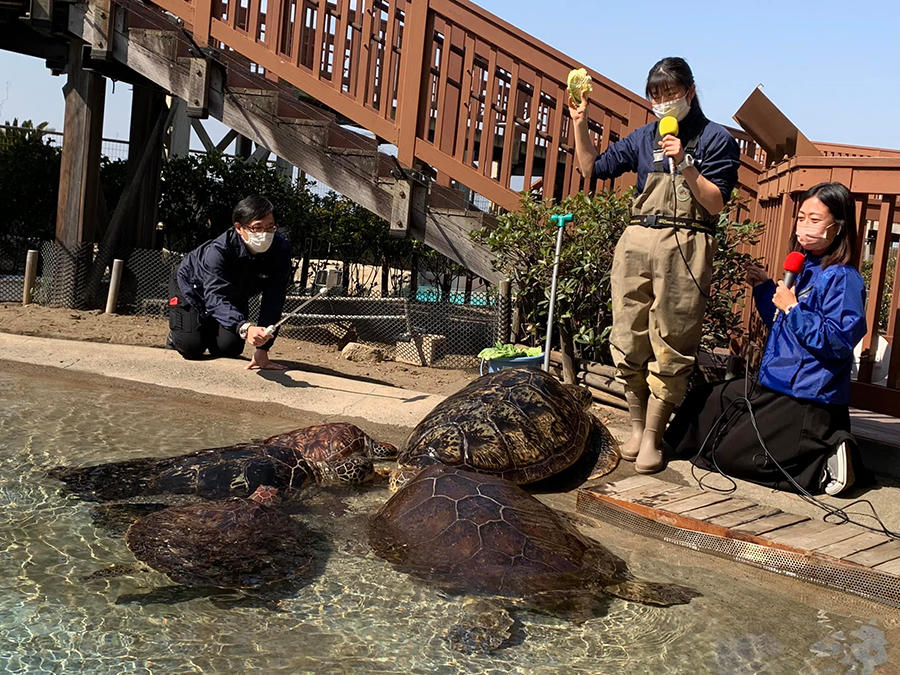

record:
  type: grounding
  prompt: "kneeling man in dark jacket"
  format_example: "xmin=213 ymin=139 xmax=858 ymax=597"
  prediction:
xmin=168 ymin=194 xmax=292 ymax=370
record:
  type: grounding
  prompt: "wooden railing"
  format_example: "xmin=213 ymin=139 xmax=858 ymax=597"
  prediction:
xmin=147 ymin=0 xmax=664 ymax=211
xmin=746 ymin=156 xmax=900 ymax=414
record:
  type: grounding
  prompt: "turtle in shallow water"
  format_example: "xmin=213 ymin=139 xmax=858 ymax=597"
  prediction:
xmin=49 ymin=442 xmax=311 ymax=501
xmin=391 ymin=368 xmax=619 ymax=490
xmin=264 ymin=422 xmax=398 ymax=485
xmin=124 ymin=485 xmax=316 ymax=588
xmin=370 ymin=464 xmax=698 ymax=651
xmin=50 ymin=423 xmax=397 ymax=502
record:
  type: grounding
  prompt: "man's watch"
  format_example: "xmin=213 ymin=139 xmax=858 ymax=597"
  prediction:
xmin=677 ymin=153 xmax=695 ymax=171
xmin=238 ymin=322 xmax=252 ymax=340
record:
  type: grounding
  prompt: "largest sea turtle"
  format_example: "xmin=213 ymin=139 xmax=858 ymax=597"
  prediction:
xmin=370 ymin=464 xmax=698 ymax=651
xmin=391 ymin=368 xmax=619 ymax=489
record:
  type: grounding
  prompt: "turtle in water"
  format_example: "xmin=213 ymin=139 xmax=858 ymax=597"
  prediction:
xmin=370 ymin=464 xmax=699 ymax=652
xmin=264 ymin=422 xmax=398 ymax=485
xmin=124 ymin=485 xmax=317 ymax=588
xmin=49 ymin=442 xmax=311 ymax=501
xmin=391 ymin=368 xmax=619 ymax=490
xmin=50 ymin=423 xmax=397 ymax=501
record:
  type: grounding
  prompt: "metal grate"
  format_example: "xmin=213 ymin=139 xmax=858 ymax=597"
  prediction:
xmin=576 ymin=491 xmax=900 ymax=610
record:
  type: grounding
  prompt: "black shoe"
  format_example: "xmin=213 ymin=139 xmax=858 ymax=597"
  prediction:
xmin=165 ymin=332 xmax=176 ymax=350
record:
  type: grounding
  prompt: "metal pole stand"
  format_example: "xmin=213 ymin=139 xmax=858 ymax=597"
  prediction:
xmin=543 ymin=213 xmax=573 ymax=371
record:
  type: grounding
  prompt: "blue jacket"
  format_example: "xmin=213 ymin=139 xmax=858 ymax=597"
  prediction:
xmin=176 ymin=228 xmax=292 ymax=342
xmin=753 ymin=255 xmax=866 ymax=405
xmin=592 ymin=102 xmax=740 ymax=205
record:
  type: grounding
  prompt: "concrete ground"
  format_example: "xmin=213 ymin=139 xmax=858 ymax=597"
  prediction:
xmin=3 ymin=332 xmax=899 ymax=536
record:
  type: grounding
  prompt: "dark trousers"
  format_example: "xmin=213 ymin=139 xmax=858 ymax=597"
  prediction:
xmin=168 ymin=273 xmax=244 ymax=360
xmin=664 ymin=378 xmax=854 ymax=493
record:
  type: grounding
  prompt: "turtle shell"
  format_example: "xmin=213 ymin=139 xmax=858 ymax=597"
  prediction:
xmin=49 ymin=443 xmax=310 ymax=501
xmin=370 ymin=464 xmax=607 ymax=596
xmin=398 ymin=368 xmax=593 ymax=484
xmin=264 ymin=423 xmax=376 ymax=485
xmin=125 ymin=497 xmax=312 ymax=587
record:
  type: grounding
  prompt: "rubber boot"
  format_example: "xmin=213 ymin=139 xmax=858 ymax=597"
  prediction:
xmin=635 ymin=395 xmax=675 ymax=474
xmin=619 ymin=389 xmax=649 ymax=461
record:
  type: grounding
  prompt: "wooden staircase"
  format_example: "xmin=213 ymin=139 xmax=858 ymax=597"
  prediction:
xmin=59 ymin=0 xmax=500 ymax=280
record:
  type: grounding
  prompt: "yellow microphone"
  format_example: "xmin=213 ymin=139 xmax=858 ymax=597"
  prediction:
xmin=658 ymin=115 xmax=679 ymax=175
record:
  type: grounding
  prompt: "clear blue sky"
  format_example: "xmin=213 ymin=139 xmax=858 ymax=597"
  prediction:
xmin=0 ymin=0 xmax=895 ymax=149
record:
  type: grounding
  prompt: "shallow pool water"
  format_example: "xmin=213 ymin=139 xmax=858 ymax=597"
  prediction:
xmin=0 ymin=366 xmax=895 ymax=673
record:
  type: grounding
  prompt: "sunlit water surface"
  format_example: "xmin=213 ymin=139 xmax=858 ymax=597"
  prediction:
xmin=0 ymin=367 xmax=895 ymax=674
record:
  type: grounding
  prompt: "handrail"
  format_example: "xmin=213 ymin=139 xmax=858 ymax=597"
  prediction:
xmin=144 ymin=0 xmax=731 ymax=213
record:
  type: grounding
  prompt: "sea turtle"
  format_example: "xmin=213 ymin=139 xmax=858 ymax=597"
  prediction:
xmin=264 ymin=422 xmax=398 ymax=485
xmin=50 ymin=423 xmax=397 ymax=501
xmin=391 ymin=368 xmax=619 ymax=490
xmin=370 ymin=464 xmax=698 ymax=651
xmin=124 ymin=485 xmax=315 ymax=588
xmin=49 ymin=442 xmax=311 ymax=501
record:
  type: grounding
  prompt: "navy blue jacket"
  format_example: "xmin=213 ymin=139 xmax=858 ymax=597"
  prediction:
xmin=753 ymin=255 xmax=866 ymax=405
xmin=176 ymin=228 xmax=292 ymax=344
xmin=592 ymin=103 xmax=741 ymax=205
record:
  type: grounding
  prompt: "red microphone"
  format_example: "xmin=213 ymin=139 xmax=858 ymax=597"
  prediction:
xmin=775 ymin=251 xmax=806 ymax=320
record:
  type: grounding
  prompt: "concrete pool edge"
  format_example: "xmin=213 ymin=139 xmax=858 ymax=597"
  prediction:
xmin=0 ymin=333 xmax=446 ymax=430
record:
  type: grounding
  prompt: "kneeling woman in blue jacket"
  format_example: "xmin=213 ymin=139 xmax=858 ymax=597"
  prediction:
xmin=665 ymin=182 xmax=867 ymax=495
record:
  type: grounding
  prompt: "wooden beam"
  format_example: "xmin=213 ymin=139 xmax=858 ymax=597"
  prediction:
xmin=66 ymin=8 xmax=501 ymax=281
xmin=53 ymin=40 xmax=106 ymax=308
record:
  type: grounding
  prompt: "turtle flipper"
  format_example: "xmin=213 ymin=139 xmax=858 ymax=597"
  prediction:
xmin=444 ymin=598 xmax=516 ymax=653
xmin=48 ymin=457 xmax=165 ymax=501
xmin=587 ymin=421 xmax=620 ymax=480
xmin=601 ymin=580 xmax=700 ymax=607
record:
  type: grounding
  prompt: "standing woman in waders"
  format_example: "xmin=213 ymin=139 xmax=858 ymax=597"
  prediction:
xmin=570 ymin=57 xmax=741 ymax=474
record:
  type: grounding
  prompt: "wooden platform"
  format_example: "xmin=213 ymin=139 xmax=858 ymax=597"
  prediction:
xmin=576 ymin=475 xmax=900 ymax=609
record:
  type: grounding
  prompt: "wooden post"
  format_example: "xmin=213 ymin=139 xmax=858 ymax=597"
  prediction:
xmin=105 ymin=258 xmax=124 ymax=313
xmin=53 ymin=40 xmax=106 ymax=308
xmin=121 ymin=83 xmax=166 ymax=251
xmin=22 ymin=250 xmax=38 ymax=305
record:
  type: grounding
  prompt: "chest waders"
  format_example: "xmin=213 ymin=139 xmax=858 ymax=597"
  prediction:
xmin=610 ymin=127 xmax=718 ymax=474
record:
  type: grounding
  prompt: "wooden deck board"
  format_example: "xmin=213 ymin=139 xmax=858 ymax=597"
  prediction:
xmin=681 ymin=497 xmax=757 ymax=521
xmin=707 ymin=505 xmax=783 ymax=528
xmin=734 ymin=512 xmax=809 ymax=536
xmin=814 ymin=532 xmax=893 ymax=559
xmin=764 ymin=519 xmax=837 ymax=548
xmin=632 ymin=486 xmax=704 ymax=509
xmin=843 ymin=540 xmax=900 ymax=566
xmin=602 ymin=481 xmax=692 ymax=502
xmin=662 ymin=492 xmax=734 ymax=515
xmin=873 ymin=557 xmax=900 ymax=576
xmin=798 ymin=523 xmax=874 ymax=552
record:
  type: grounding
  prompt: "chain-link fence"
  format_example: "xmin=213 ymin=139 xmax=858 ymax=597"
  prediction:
xmin=5 ymin=238 xmax=501 ymax=370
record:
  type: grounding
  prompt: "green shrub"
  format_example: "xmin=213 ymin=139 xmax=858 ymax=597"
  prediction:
xmin=473 ymin=189 xmax=764 ymax=364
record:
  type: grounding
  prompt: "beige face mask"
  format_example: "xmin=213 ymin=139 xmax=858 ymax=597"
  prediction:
xmin=652 ymin=96 xmax=690 ymax=121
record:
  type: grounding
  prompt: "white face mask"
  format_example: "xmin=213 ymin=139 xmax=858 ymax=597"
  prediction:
xmin=243 ymin=230 xmax=274 ymax=254
xmin=652 ymin=96 xmax=690 ymax=121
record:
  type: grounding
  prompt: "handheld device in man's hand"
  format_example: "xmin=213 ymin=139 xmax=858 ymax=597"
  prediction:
xmin=264 ymin=287 xmax=329 ymax=337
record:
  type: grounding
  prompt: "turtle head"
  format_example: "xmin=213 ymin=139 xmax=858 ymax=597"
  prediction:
xmin=388 ymin=464 xmax=425 ymax=492
xmin=564 ymin=383 xmax=593 ymax=410
xmin=368 ymin=440 xmax=399 ymax=459
xmin=249 ymin=485 xmax=281 ymax=505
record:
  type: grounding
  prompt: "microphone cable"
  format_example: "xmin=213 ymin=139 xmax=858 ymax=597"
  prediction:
xmin=668 ymin=169 xmax=710 ymax=300
xmin=686 ymin=295 xmax=900 ymax=540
